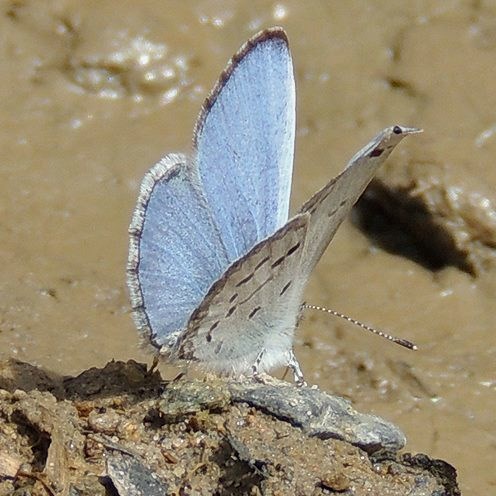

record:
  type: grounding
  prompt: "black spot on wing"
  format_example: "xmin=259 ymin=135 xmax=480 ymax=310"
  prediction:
xmin=271 ymin=242 xmax=302 ymax=269
xmin=226 ymin=306 xmax=237 ymax=317
xmin=286 ymin=241 xmax=301 ymax=257
xmin=206 ymin=321 xmax=219 ymax=342
xmin=236 ymin=272 xmax=254 ymax=287
xmin=248 ymin=306 xmax=261 ymax=319
xmin=369 ymin=147 xmax=384 ymax=158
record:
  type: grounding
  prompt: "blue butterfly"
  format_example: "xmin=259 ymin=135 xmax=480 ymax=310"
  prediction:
xmin=127 ymin=27 xmax=419 ymax=383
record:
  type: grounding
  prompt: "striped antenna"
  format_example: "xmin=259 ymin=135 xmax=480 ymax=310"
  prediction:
xmin=304 ymin=304 xmax=418 ymax=351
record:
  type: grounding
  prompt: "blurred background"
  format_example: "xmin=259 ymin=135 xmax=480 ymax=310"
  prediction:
xmin=1 ymin=1 xmax=495 ymax=493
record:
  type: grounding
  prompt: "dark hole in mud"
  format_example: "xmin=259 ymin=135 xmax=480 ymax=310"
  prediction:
xmin=100 ymin=475 xmax=121 ymax=496
xmin=212 ymin=440 xmax=265 ymax=495
xmin=11 ymin=410 xmax=51 ymax=471
xmin=143 ymin=408 xmax=168 ymax=428
xmin=353 ymin=181 xmax=473 ymax=274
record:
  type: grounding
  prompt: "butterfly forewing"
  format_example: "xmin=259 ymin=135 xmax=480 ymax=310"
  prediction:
xmin=174 ymin=214 xmax=309 ymax=374
xmin=299 ymin=126 xmax=420 ymax=277
xmin=194 ymin=27 xmax=295 ymax=263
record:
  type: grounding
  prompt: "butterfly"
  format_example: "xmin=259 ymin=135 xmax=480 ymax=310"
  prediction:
xmin=127 ymin=27 xmax=419 ymax=384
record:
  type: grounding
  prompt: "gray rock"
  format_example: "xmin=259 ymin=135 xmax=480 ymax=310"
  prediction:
xmin=228 ymin=377 xmax=406 ymax=453
xmin=106 ymin=451 xmax=168 ymax=496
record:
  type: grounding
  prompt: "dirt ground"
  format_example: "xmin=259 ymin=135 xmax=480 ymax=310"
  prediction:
xmin=0 ymin=359 xmax=459 ymax=495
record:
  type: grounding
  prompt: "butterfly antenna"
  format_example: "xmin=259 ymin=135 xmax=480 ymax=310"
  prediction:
xmin=304 ymin=304 xmax=418 ymax=351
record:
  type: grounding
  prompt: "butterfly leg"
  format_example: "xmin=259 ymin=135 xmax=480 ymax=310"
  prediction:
xmin=146 ymin=354 xmax=160 ymax=376
xmin=287 ymin=350 xmax=306 ymax=387
xmin=251 ymin=349 xmax=274 ymax=384
xmin=252 ymin=349 xmax=265 ymax=378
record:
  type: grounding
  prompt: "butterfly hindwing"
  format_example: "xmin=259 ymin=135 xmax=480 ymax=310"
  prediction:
xmin=127 ymin=154 xmax=230 ymax=348
xmin=175 ymin=214 xmax=309 ymax=374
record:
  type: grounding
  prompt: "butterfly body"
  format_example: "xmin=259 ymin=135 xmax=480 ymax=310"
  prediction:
xmin=127 ymin=27 xmax=419 ymax=382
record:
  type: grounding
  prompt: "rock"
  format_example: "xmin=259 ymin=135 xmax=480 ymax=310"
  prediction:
xmin=105 ymin=452 xmax=168 ymax=496
xmin=227 ymin=376 xmax=406 ymax=452
xmin=0 ymin=359 xmax=460 ymax=495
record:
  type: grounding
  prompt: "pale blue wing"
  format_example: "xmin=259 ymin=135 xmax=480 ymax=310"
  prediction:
xmin=127 ymin=154 xmax=230 ymax=348
xmin=193 ymin=28 xmax=295 ymax=262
